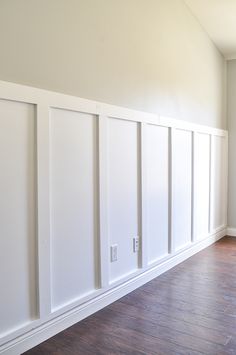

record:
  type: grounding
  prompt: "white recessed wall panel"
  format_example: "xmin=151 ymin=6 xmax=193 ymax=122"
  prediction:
xmin=108 ymin=118 xmax=140 ymax=283
xmin=194 ymin=133 xmax=210 ymax=240
xmin=50 ymin=109 xmax=99 ymax=310
xmin=172 ymin=129 xmax=192 ymax=251
xmin=146 ymin=125 xmax=169 ymax=264
xmin=0 ymin=99 xmax=37 ymax=337
xmin=211 ymin=135 xmax=227 ymax=230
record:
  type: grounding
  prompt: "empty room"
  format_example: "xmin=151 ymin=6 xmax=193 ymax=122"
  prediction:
xmin=1 ymin=0 xmax=236 ymax=354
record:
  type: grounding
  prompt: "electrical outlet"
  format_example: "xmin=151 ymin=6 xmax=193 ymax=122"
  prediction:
xmin=133 ymin=236 xmax=139 ymax=252
xmin=111 ymin=244 xmax=118 ymax=262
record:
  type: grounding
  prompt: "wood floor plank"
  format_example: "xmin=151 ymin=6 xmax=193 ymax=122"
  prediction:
xmin=24 ymin=236 xmax=236 ymax=355
xmin=109 ymin=300 xmax=231 ymax=346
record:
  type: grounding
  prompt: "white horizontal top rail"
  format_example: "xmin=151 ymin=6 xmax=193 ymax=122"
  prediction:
xmin=0 ymin=80 xmax=227 ymax=137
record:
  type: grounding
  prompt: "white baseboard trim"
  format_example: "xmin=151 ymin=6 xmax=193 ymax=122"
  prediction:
xmin=1 ymin=228 xmax=226 ymax=355
xmin=227 ymin=227 xmax=236 ymax=237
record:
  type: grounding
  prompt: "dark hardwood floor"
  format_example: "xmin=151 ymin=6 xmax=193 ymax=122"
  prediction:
xmin=24 ymin=236 xmax=236 ymax=355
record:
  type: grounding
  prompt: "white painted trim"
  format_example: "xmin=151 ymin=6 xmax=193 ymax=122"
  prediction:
xmin=98 ymin=115 xmax=109 ymax=288
xmin=208 ymin=134 xmax=212 ymax=234
xmin=0 ymin=79 xmax=229 ymax=354
xmin=227 ymin=227 xmax=236 ymax=236
xmin=168 ymin=127 xmax=174 ymax=254
xmin=169 ymin=127 xmax=174 ymax=254
xmin=224 ymin=135 xmax=229 ymax=227
xmin=140 ymin=122 xmax=148 ymax=268
xmin=0 ymin=228 xmax=226 ymax=355
xmin=191 ymin=131 xmax=196 ymax=242
xmin=159 ymin=115 xmax=226 ymax=137
xmin=0 ymin=80 xmax=227 ymax=137
xmin=209 ymin=134 xmax=214 ymax=233
xmin=37 ymin=103 xmax=52 ymax=318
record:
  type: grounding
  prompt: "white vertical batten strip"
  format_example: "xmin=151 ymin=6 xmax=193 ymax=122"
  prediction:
xmin=224 ymin=134 xmax=229 ymax=228
xmin=36 ymin=102 xmax=52 ymax=317
xmin=209 ymin=134 xmax=214 ymax=233
xmin=168 ymin=127 xmax=174 ymax=254
xmin=191 ymin=131 xmax=196 ymax=242
xmin=140 ymin=122 xmax=148 ymax=268
xmin=98 ymin=115 xmax=109 ymax=288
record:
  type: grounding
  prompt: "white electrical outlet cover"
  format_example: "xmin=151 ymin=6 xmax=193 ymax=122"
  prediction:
xmin=133 ymin=237 xmax=139 ymax=252
xmin=111 ymin=244 xmax=118 ymax=262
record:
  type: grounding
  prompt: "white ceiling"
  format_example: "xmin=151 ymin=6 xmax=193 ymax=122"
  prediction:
xmin=184 ymin=0 xmax=236 ymax=59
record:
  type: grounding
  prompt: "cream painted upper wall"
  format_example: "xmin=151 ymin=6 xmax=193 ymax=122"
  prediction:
xmin=0 ymin=0 xmax=226 ymax=128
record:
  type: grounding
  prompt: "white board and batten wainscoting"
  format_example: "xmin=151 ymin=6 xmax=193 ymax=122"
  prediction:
xmin=0 ymin=80 xmax=228 ymax=355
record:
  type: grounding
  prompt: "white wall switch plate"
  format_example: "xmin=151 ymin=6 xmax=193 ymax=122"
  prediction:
xmin=111 ymin=244 xmax=118 ymax=262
